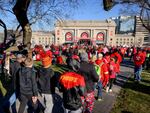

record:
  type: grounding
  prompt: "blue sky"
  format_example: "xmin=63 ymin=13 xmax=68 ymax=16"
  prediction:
xmin=0 ymin=0 xmax=124 ymax=31
xmin=71 ymin=0 xmax=121 ymax=20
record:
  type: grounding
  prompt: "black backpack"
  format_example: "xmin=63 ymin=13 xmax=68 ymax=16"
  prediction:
xmin=63 ymin=86 xmax=82 ymax=110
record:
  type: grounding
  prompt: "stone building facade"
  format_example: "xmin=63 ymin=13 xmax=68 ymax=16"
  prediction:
xmin=55 ymin=20 xmax=116 ymax=46
xmin=31 ymin=31 xmax=55 ymax=46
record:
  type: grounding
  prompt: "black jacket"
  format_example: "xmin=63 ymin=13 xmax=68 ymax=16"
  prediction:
xmin=78 ymin=61 xmax=99 ymax=93
xmin=37 ymin=67 xmax=54 ymax=94
xmin=19 ymin=67 xmax=38 ymax=96
xmin=10 ymin=60 xmax=21 ymax=91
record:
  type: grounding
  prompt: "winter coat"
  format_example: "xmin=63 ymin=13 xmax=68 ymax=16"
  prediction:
xmin=19 ymin=67 xmax=38 ymax=96
xmin=78 ymin=61 xmax=99 ymax=93
xmin=37 ymin=67 xmax=54 ymax=94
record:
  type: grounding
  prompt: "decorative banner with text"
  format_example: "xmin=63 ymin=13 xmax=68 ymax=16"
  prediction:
xmin=65 ymin=32 xmax=73 ymax=41
xmin=81 ymin=32 xmax=89 ymax=39
xmin=96 ymin=32 xmax=104 ymax=41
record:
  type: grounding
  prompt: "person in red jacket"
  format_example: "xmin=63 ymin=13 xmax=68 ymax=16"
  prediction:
xmin=133 ymin=49 xmax=145 ymax=82
xmin=111 ymin=49 xmax=122 ymax=73
xmin=106 ymin=57 xmax=117 ymax=93
xmin=95 ymin=53 xmax=109 ymax=101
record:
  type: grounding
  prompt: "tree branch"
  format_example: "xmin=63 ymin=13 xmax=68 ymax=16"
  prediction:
xmin=140 ymin=6 xmax=150 ymax=32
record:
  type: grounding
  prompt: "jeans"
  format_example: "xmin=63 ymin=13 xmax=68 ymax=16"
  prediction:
xmin=97 ymin=81 xmax=103 ymax=98
xmin=134 ymin=65 xmax=142 ymax=81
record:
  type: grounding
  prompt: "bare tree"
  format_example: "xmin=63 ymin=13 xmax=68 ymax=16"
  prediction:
xmin=0 ymin=0 xmax=80 ymax=49
xmin=13 ymin=0 xmax=31 ymax=48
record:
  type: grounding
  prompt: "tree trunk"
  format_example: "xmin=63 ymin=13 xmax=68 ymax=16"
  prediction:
xmin=13 ymin=0 xmax=31 ymax=49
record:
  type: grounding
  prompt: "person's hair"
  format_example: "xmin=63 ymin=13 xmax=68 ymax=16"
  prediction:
xmin=111 ymin=56 xmax=117 ymax=63
xmin=24 ymin=57 xmax=33 ymax=67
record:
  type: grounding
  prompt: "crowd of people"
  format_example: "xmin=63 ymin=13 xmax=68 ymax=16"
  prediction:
xmin=0 ymin=43 xmax=150 ymax=113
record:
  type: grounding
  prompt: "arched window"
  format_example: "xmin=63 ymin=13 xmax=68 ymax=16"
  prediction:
xmin=96 ymin=32 xmax=104 ymax=41
xmin=65 ymin=32 xmax=73 ymax=41
xmin=81 ymin=32 xmax=88 ymax=38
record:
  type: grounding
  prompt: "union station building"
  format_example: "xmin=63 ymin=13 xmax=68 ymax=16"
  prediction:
xmin=55 ymin=20 xmax=116 ymax=46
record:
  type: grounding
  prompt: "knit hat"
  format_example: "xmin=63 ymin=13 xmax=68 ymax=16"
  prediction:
xmin=16 ymin=54 xmax=23 ymax=59
xmin=41 ymin=55 xmax=52 ymax=67
xmin=24 ymin=57 xmax=33 ymax=67
xmin=97 ymin=53 xmax=103 ymax=58
xmin=80 ymin=52 xmax=88 ymax=62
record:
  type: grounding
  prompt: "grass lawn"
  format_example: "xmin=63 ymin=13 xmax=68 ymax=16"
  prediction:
xmin=111 ymin=72 xmax=150 ymax=113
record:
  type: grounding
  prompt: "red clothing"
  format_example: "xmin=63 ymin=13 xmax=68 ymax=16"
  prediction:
xmin=95 ymin=59 xmax=109 ymax=87
xmin=115 ymin=63 xmax=120 ymax=73
xmin=111 ymin=52 xmax=122 ymax=72
xmin=46 ymin=50 xmax=52 ymax=58
xmin=109 ymin=60 xmax=117 ymax=78
xmin=133 ymin=52 xmax=144 ymax=66
xmin=142 ymin=51 xmax=147 ymax=61
xmin=103 ymin=56 xmax=110 ymax=64
xmin=133 ymin=48 xmax=137 ymax=54
xmin=97 ymin=48 xmax=103 ymax=54
xmin=120 ymin=48 xmax=126 ymax=55
xmin=36 ymin=54 xmax=41 ymax=61
xmin=87 ymin=52 xmax=91 ymax=60
xmin=59 ymin=72 xmax=85 ymax=89
xmin=54 ymin=50 xmax=59 ymax=56
xmin=72 ymin=55 xmax=80 ymax=61
xmin=57 ymin=56 xmax=63 ymax=64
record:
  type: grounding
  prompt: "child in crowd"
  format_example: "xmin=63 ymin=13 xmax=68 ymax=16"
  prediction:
xmin=106 ymin=57 xmax=117 ymax=93
xmin=18 ymin=57 xmax=38 ymax=113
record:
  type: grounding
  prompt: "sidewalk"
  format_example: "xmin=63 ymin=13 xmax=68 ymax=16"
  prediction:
xmin=93 ymin=66 xmax=134 ymax=113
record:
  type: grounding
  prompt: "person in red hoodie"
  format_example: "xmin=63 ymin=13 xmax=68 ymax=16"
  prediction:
xmin=106 ymin=57 xmax=117 ymax=93
xmin=133 ymin=48 xmax=145 ymax=82
xmin=111 ymin=49 xmax=122 ymax=73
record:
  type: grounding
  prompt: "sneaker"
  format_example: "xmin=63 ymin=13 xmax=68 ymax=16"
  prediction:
xmin=97 ymin=98 xmax=103 ymax=101
xmin=109 ymin=89 xmax=112 ymax=92
xmin=106 ymin=87 xmax=109 ymax=93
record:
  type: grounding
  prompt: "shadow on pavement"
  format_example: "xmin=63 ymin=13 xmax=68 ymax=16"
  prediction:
xmin=121 ymin=64 xmax=134 ymax=68
xmin=121 ymin=110 xmax=133 ymax=113
xmin=122 ymin=78 xmax=150 ymax=95
xmin=141 ymin=79 xmax=150 ymax=84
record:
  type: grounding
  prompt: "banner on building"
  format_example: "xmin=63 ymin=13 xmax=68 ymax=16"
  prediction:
xmin=96 ymin=32 xmax=104 ymax=41
xmin=65 ymin=32 xmax=73 ymax=41
xmin=81 ymin=32 xmax=89 ymax=39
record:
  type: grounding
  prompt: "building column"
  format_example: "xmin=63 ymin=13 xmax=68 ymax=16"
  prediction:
xmin=76 ymin=29 xmax=78 ymax=42
xmin=74 ymin=29 xmax=76 ymax=42
xmin=106 ymin=30 xmax=109 ymax=45
xmin=91 ymin=29 xmax=94 ymax=39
